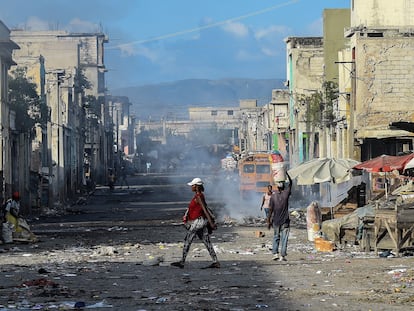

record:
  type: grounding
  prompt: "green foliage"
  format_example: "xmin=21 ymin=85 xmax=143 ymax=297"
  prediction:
xmin=8 ymin=67 xmax=46 ymax=135
xmin=307 ymin=92 xmax=323 ymax=126
xmin=322 ymin=81 xmax=338 ymax=125
xmin=83 ymin=95 xmax=101 ymax=117
xmin=301 ymin=81 xmax=338 ymax=127
xmin=75 ymin=68 xmax=92 ymax=93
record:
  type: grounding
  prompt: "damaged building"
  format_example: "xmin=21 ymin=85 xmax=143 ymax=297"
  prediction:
xmin=346 ymin=0 xmax=414 ymax=159
xmin=285 ymin=0 xmax=414 ymax=165
xmin=10 ymin=30 xmax=110 ymax=207
xmin=285 ymin=36 xmax=324 ymax=168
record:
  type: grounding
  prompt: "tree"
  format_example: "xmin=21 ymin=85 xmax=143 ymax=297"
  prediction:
xmin=83 ymin=95 xmax=101 ymax=118
xmin=302 ymin=81 xmax=338 ymax=128
xmin=322 ymin=81 xmax=338 ymax=126
xmin=8 ymin=67 xmax=47 ymax=136
xmin=75 ymin=67 xmax=92 ymax=93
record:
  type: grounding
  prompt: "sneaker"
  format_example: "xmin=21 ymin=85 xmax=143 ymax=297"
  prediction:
xmin=279 ymin=256 xmax=287 ymax=262
xmin=202 ymin=262 xmax=220 ymax=269
xmin=272 ymin=254 xmax=279 ymax=261
xmin=171 ymin=261 xmax=184 ymax=268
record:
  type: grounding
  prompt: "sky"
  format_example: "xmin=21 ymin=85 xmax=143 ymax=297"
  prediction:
xmin=0 ymin=0 xmax=350 ymax=91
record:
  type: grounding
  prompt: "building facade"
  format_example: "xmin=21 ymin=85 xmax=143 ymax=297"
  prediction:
xmin=107 ymin=95 xmax=135 ymax=170
xmin=285 ymin=37 xmax=324 ymax=168
xmin=323 ymin=8 xmax=351 ymax=159
xmin=345 ymin=0 xmax=414 ymax=160
xmin=0 ymin=21 xmax=19 ymax=204
xmin=254 ymin=90 xmax=289 ymax=160
xmin=11 ymin=30 xmax=109 ymax=206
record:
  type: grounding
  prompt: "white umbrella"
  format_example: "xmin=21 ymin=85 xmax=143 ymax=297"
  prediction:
xmin=404 ymin=157 xmax=414 ymax=171
xmin=288 ymin=157 xmax=360 ymax=185
xmin=288 ymin=157 xmax=360 ymax=220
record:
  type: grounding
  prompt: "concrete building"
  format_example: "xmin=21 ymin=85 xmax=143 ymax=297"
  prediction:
xmin=323 ymin=8 xmax=351 ymax=159
xmin=107 ymin=96 xmax=135 ymax=170
xmin=260 ymin=89 xmax=290 ymax=160
xmin=345 ymin=0 xmax=414 ymax=160
xmin=351 ymin=0 xmax=414 ymax=27
xmin=136 ymin=100 xmax=275 ymax=172
xmin=189 ymin=106 xmax=242 ymax=122
xmin=11 ymin=30 xmax=109 ymax=205
xmin=8 ymin=55 xmax=47 ymax=208
xmin=285 ymin=37 xmax=324 ymax=168
xmin=336 ymin=46 xmax=354 ymax=159
xmin=238 ymin=99 xmax=264 ymax=153
xmin=323 ymin=9 xmax=351 ymax=82
xmin=0 ymin=21 xmax=19 ymax=204
xmin=75 ymin=33 xmax=110 ymax=184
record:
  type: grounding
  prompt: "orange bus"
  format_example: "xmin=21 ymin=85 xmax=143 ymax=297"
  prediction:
xmin=239 ymin=153 xmax=283 ymax=196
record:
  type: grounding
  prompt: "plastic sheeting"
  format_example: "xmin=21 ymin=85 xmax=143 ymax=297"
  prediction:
xmin=321 ymin=205 xmax=375 ymax=242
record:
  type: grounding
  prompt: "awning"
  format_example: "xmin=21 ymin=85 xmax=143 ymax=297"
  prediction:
xmin=353 ymin=153 xmax=414 ymax=173
xmin=356 ymin=128 xmax=414 ymax=139
xmin=390 ymin=121 xmax=414 ymax=133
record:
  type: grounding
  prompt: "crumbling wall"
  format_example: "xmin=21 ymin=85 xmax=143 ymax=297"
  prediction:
xmin=352 ymin=0 xmax=414 ymax=28
xmin=354 ymin=35 xmax=414 ymax=136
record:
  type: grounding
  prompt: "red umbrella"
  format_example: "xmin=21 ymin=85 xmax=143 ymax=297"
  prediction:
xmin=353 ymin=153 xmax=414 ymax=199
xmin=353 ymin=154 xmax=414 ymax=173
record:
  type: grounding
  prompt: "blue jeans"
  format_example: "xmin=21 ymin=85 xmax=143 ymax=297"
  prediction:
xmin=272 ymin=223 xmax=290 ymax=257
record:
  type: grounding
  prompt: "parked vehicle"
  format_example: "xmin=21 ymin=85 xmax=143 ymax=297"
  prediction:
xmin=238 ymin=151 xmax=285 ymax=198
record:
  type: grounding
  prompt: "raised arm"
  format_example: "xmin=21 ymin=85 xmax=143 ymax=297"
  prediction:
xmin=260 ymin=194 xmax=265 ymax=209
xmin=287 ymin=172 xmax=292 ymax=191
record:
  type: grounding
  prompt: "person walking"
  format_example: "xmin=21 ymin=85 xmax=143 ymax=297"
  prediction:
xmin=267 ymin=172 xmax=292 ymax=262
xmin=260 ymin=184 xmax=273 ymax=218
xmin=107 ymin=168 xmax=116 ymax=191
xmin=171 ymin=177 xmax=220 ymax=269
xmin=119 ymin=166 xmax=129 ymax=189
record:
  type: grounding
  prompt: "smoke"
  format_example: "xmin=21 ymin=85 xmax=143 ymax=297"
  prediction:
xmin=138 ymin=123 xmax=317 ymax=223
xmin=204 ymin=173 xmax=263 ymax=223
xmin=205 ymin=174 xmax=322 ymax=223
xmin=139 ymin=125 xmax=263 ymax=223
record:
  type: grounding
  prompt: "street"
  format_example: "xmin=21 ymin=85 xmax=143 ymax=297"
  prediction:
xmin=1 ymin=173 xmax=413 ymax=310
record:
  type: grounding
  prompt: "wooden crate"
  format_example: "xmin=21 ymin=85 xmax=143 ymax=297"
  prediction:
xmin=344 ymin=203 xmax=358 ymax=210
xmin=374 ymin=203 xmax=414 ymax=254
xmin=334 ymin=208 xmax=355 ymax=219
xmin=320 ymin=207 xmax=332 ymax=221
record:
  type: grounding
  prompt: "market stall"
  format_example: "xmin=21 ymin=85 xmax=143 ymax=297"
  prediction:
xmin=374 ymin=202 xmax=414 ymax=255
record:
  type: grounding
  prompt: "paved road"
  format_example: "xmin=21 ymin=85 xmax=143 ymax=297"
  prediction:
xmin=33 ymin=174 xmax=198 ymax=224
xmin=1 ymin=173 xmax=413 ymax=310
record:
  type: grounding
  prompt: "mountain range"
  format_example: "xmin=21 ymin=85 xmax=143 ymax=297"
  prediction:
xmin=111 ymin=78 xmax=285 ymax=120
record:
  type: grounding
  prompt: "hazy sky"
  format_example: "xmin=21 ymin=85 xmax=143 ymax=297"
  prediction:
xmin=0 ymin=0 xmax=350 ymax=91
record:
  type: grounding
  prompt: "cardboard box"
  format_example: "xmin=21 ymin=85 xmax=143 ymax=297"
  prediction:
xmin=314 ymin=237 xmax=335 ymax=252
xmin=254 ymin=231 xmax=265 ymax=238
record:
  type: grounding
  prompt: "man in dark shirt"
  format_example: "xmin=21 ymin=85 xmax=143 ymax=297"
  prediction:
xmin=267 ymin=172 xmax=292 ymax=261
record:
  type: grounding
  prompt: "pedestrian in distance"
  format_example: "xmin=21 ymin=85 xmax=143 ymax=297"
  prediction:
xmin=267 ymin=172 xmax=292 ymax=262
xmin=171 ymin=177 xmax=220 ymax=269
xmin=107 ymin=168 xmax=116 ymax=191
xmin=119 ymin=166 xmax=129 ymax=189
xmin=3 ymin=191 xmax=21 ymax=224
xmin=2 ymin=191 xmax=37 ymax=243
xmin=260 ymin=184 xmax=273 ymax=218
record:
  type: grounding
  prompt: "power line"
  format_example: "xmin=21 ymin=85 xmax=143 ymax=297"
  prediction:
xmin=107 ymin=0 xmax=299 ymax=50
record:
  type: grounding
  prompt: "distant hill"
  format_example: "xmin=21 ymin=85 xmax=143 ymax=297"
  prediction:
xmin=111 ymin=78 xmax=285 ymax=120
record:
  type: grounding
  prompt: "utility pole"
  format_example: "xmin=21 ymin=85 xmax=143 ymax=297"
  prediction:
xmin=46 ymin=69 xmax=66 ymax=206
